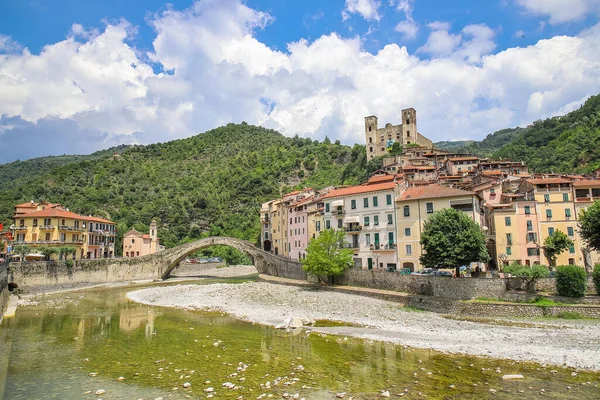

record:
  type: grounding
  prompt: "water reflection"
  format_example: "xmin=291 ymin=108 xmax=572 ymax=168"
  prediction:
xmin=0 ymin=280 xmax=598 ymax=400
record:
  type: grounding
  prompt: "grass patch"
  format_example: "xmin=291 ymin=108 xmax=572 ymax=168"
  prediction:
xmin=555 ymin=312 xmax=583 ymax=320
xmin=474 ymin=297 xmax=507 ymax=303
xmin=529 ymin=296 xmax=566 ymax=306
xmin=313 ymin=319 xmax=364 ymax=327
xmin=403 ymin=305 xmax=426 ymax=312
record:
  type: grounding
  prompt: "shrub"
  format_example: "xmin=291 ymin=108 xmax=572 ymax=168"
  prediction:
xmin=555 ymin=265 xmax=587 ymax=298
xmin=593 ymin=264 xmax=600 ymax=296
xmin=556 ymin=312 xmax=583 ymax=320
xmin=504 ymin=263 xmax=549 ymax=293
xmin=65 ymin=260 xmax=74 ymax=269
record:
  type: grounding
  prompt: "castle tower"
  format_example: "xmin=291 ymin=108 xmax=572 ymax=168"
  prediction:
xmin=364 ymin=116 xmax=379 ymax=160
xmin=149 ymin=220 xmax=157 ymax=254
xmin=401 ymin=108 xmax=417 ymax=146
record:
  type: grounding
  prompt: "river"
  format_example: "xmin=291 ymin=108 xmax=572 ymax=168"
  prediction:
xmin=0 ymin=276 xmax=598 ymax=399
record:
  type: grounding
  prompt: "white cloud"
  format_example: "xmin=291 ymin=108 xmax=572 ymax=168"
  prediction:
xmin=1 ymin=0 xmax=600 ymax=163
xmin=344 ymin=0 xmax=381 ymax=21
xmin=393 ymin=0 xmax=418 ymax=39
xmin=516 ymin=0 xmax=600 ymax=24
xmin=0 ymin=35 xmax=22 ymax=53
xmin=417 ymin=22 xmax=462 ymax=56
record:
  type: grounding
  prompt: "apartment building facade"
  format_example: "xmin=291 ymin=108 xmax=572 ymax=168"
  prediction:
xmin=11 ymin=201 xmax=115 ymax=260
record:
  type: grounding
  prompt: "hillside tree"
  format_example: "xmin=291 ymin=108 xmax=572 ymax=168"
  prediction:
xmin=419 ymin=208 xmax=489 ymax=276
xmin=301 ymin=229 xmax=353 ymax=284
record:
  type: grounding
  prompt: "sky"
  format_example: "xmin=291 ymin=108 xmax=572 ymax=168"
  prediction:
xmin=1 ymin=0 xmax=600 ymax=163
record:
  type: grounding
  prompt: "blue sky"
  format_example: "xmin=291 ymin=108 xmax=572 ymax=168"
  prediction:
xmin=0 ymin=0 xmax=599 ymax=162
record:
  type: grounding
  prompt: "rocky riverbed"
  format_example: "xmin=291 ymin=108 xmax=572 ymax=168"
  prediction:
xmin=127 ymin=281 xmax=600 ymax=371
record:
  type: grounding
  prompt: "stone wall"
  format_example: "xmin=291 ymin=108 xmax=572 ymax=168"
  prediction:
xmin=170 ymin=262 xmax=226 ymax=276
xmin=407 ymin=296 xmax=600 ymax=319
xmin=10 ymin=258 xmax=166 ymax=293
xmin=257 ymin=257 xmax=306 ymax=280
xmin=335 ymin=269 xmax=507 ymax=300
xmin=506 ymin=276 xmax=596 ymax=293
xmin=0 ymin=260 xmax=9 ymax=322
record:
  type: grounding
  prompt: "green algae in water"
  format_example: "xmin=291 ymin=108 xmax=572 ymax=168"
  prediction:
xmin=1 ymin=281 xmax=599 ymax=400
xmin=313 ymin=319 xmax=364 ymax=327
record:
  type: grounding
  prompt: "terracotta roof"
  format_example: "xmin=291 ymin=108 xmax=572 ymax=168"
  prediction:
xmin=448 ymin=156 xmax=479 ymax=162
xmin=573 ymin=180 xmax=600 ymax=188
xmin=14 ymin=202 xmax=38 ymax=208
xmin=13 ymin=208 xmax=85 ymax=220
xmin=322 ymin=182 xmax=398 ymax=199
xmin=142 ymin=234 xmax=151 ymax=239
xmin=481 ymin=170 xmax=505 ymax=175
xmin=84 ymin=215 xmax=115 ymax=224
xmin=502 ymin=193 xmax=524 ymax=198
xmin=526 ymin=178 xmax=572 ymax=185
xmin=397 ymin=184 xmax=475 ymax=201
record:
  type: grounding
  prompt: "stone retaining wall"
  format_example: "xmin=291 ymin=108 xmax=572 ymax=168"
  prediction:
xmin=0 ymin=260 xmax=9 ymax=322
xmin=335 ymin=269 xmax=507 ymax=300
xmin=10 ymin=258 xmax=165 ymax=293
xmin=506 ymin=276 xmax=596 ymax=293
xmin=170 ymin=262 xmax=226 ymax=275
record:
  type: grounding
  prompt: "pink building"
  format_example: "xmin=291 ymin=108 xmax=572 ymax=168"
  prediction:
xmin=446 ymin=156 xmax=479 ymax=176
xmin=287 ymin=195 xmax=312 ymax=261
xmin=122 ymin=220 xmax=164 ymax=257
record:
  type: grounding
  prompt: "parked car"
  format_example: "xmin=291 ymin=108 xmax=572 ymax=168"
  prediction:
xmin=412 ymin=268 xmax=434 ymax=275
xmin=431 ymin=270 xmax=452 ymax=277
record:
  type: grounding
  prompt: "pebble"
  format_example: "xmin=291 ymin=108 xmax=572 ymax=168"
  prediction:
xmin=489 ymin=388 xmax=497 ymax=393
xmin=183 ymin=382 xmax=191 ymax=388
xmin=95 ymin=389 xmax=105 ymax=395
xmin=380 ymin=390 xmax=390 ymax=397
xmin=336 ymin=392 xmax=346 ymax=398
xmin=502 ymin=374 xmax=524 ymax=380
xmin=117 ymin=376 xmax=125 ymax=381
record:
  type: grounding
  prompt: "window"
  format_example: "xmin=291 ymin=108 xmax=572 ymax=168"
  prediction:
xmin=426 ymin=202 xmax=434 ymax=214
xmin=32 ymin=218 xmax=38 ymax=227
xmin=386 ymin=194 xmax=392 ymax=205
xmin=563 ymin=193 xmax=569 ymax=202
xmin=325 ymin=220 xmax=330 ymax=229
xmin=264 ymin=232 xmax=269 ymax=240
xmin=526 ymin=220 xmax=533 ymax=231
xmin=527 ymin=248 xmax=540 ymax=256
xmin=372 ymin=196 xmax=378 ymax=207
xmin=364 ymin=216 xmax=370 ymax=226
xmin=568 ymin=258 xmax=575 ymax=265
xmin=548 ymin=227 xmax=554 ymax=236
xmin=404 ymin=228 xmax=411 ymax=237
xmin=506 ymin=247 xmax=512 ymax=255
xmin=316 ymin=221 xmax=321 ymax=232
xmin=490 ymin=188 xmax=496 ymax=195
xmin=19 ymin=219 xmax=24 ymax=227
xmin=325 ymin=203 xmax=330 ymax=212
xmin=137 ymin=251 xmax=140 ymax=257
xmin=546 ymin=209 xmax=552 ymax=218
xmin=364 ymin=198 xmax=369 ymax=208
xmin=45 ymin=232 xmax=50 ymax=241
xmin=337 ymin=219 xmax=343 ymax=229
xmin=374 ymin=233 xmax=380 ymax=245
xmin=126 ymin=252 xmax=129 ymax=257
xmin=565 ymin=208 xmax=571 ymax=218
xmin=366 ymin=234 xmax=371 ymax=245
xmin=351 ymin=199 xmax=356 ymax=209
xmin=544 ymin=194 xmax=550 ymax=202
xmin=524 ymin=206 xmax=531 ymax=215
xmin=406 ymin=244 xmax=412 ymax=255
xmin=372 ymin=215 xmax=378 ymax=226
xmin=506 ymin=233 xmax=512 ymax=245
xmin=505 ymin=217 xmax=511 ymax=226
xmin=387 ymin=214 xmax=393 ymax=225
xmin=403 ymin=205 xmax=410 ymax=217
xmin=567 ymin=226 xmax=574 ymax=236
xmin=290 ymin=218 xmax=292 ymax=224
xmin=388 ymin=232 xmax=394 ymax=244
xmin=527 ymin=233 xmax=538 ymax=243
xmin=569 ymin=244 xmax=575 ymax=254
xmin=44 ymin=218 xmax=51 ymax=226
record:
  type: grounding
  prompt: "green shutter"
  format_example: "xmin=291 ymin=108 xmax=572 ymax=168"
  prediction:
xmin=386 ymin=194 xmax=392 ymax=205
xmin=351 ymin=199 xmax=356 ymax=209
xmin=364 ymin=198 xmax=369 ymax=208
xmin=373 ymin=196 xmax=378 ymax=207
xmin=374 ymin=233 xmax=380 ymax=244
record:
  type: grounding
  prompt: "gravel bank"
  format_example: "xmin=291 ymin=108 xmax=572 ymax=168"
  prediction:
xmin=127 ymin=281 xmax=600 ymax=371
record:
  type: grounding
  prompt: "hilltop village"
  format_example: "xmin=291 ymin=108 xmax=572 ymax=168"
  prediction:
xmin=261 ymin=108 xmax=600 ymax=272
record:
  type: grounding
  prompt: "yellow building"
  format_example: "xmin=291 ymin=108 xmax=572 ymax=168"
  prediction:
xmin=270 ymin=200 xmax=285 ymax=256
xmin=518 ymin=179 xmax=579 ymax=266
xmin=395 ymin=185 xmax=484 ymax=271
xmin=572 ymin=179 xmax=600 ymax=269
xmin=306 ymin=198 xmax=324 ymax=243
xmin=11 ymin=201 xmax=116 ymax=260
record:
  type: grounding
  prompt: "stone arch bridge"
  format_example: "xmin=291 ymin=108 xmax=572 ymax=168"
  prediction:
xmin=155 ymin=237 xmax=305 ymax=280
xmin=10 ymin=237 xmax=305 ymax=292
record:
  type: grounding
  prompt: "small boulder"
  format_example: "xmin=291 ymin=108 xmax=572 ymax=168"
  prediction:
xmin=502 ymin=374 xmax=524 ymax=380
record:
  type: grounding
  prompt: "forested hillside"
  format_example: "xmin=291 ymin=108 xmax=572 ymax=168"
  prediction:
xmin=0 ymin=124 xmax=374 ymax=253
xmin=435 ymin=94 xmax=600 ymax=173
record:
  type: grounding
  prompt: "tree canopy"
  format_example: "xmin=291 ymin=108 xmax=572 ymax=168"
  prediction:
xmin=543 ymin=230 xmax=574 ymax=267
xmin=419 ymin=208 xmax=489 ymax=274
xmin=301 ymin=229 xmax=354 ymax=283
xmin=579 ymin=200 xmax=600 ymax=252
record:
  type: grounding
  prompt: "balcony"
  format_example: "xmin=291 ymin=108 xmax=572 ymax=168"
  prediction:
xmin=334 ymin=209 xmax=346 ymax=216
xmin=342 ymin=242 xmax=360 ymax=249
xmin=58 ymin=225 xmax=75 ymax=231
xmin=261 ymin=216 xmax=270 ymax=223
xmin=39 ymin=225 xmax=55 ymax=230
xmin=13 ymin=226 xmax=27 ymax=231
xmin=344 ymin=225 xmax=362 ymax=233
xmin=370 ymin=243 xmax=397 ymax=251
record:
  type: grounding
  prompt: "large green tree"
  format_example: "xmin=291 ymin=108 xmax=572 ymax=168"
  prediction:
xmin=301 ymin=229 xmax=354 ymax=284
xmin=543 ymin=230 xmax=574 ymax=267
xmin=419 ymin=208 xmax=489 ymax=276
xmin=579 ymin=200 xmax=600 ymax=252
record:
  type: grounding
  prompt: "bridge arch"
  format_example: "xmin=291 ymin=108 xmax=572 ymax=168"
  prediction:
xmin=158 ymin=237 xmax=305 ymax=280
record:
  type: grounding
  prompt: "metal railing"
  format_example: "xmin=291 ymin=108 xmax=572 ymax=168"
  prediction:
xmin=370 ymin=243 xmax=397 ymax=250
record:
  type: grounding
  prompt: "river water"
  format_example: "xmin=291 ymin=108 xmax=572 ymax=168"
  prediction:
xmin=0 ymin=277 xmax=598 ymax=400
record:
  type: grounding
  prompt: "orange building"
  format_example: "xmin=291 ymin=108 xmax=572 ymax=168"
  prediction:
xmin=122 ymin=220 xmax=164 ymax=257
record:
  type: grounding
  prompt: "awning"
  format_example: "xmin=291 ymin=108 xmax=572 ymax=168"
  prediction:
xmin=344 ymin=216 xmax=360 ymax=224
xmin=331 ymin=200 xmax=344 ymax=207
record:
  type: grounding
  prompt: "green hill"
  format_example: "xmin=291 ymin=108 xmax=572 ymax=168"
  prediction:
xmin=435 ymin=94 xmax=600 ymax=172
xmin=0 ymin=124 xmax=372 ymax=253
